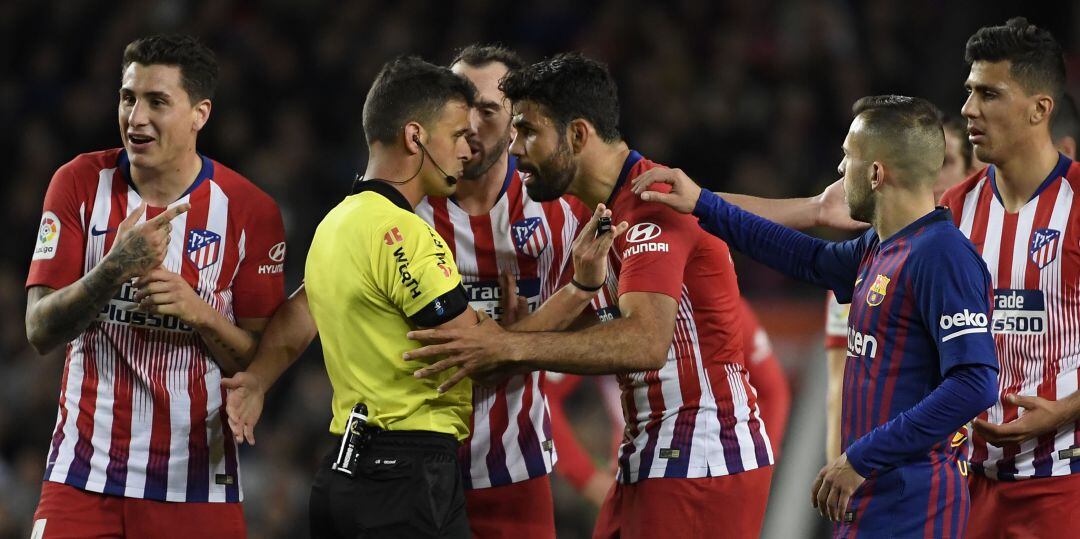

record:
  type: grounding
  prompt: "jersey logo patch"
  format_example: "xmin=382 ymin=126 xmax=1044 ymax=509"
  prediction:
xmin=33 ymin=211 xmax=60 ymax=260
xmin=866 ymin=274 xmax=890 ymax=306
xmin=626 ymin=222 xmax=662 ymax=243
xmin=512 ymin=217 xmax=549 ymax=258
xmin=384 ymin=227 xmax=404 ymax=246
xmin=268 ymin=241 xmax=287 ymax=262
xmin=1029 ymin=228 xmax=1060 ymax=269
xmin=186 ymin=229 xmax=221 ymax=270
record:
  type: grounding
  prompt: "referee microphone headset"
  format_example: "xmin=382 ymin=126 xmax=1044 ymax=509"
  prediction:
xmin=353 ymin=133 xmax=458 ymax=190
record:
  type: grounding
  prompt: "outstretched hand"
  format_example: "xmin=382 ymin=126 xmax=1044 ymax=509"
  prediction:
xmin=404 ymin=311 xmax=514 ymax=393
xmin=630 ymin=168 xmax=702 ymax=214
xmin=813 ymin=179 xmax=869 ymax=232
xmin=973 ymin=393 xmax=1076 ymax=447
xmin=221 ymin=371 xmax=266 ymax=446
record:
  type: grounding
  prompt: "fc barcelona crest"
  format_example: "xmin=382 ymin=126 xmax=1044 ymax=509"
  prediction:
xmin=1029 ymin=228 xmax=1060 ymax=270
xmin=186 ymin=229 xmax=221 ymax=270
xmin=866 ymin=274 xmax=890 ymax=307
xmin=511 ymin=217 xmax=549 ymax=258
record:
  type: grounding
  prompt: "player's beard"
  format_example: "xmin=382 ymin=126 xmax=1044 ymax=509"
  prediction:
xmin=523 ymin=137 xmax=577 ymax=202
xmin=462 ymin=124 xmax=512 ymax=181
xmin=847 ymin=176 xmax=876 ymax=223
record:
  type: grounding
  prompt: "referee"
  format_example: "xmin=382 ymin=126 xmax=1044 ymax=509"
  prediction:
xmin=305 ymin=57 xmax=478 ymax=538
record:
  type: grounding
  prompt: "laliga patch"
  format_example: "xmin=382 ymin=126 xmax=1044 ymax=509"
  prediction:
xmin=512 ymin=217 xmax=549 ymax=258
xmin=866 ymin=274 xmax=890 ymax=307
xmin=1029 ymin=228 xmax=1060 ymax=270
xmin=33 ymin=211 xmax=60 ymax=260
xmin=186 ymin=229 xmax=221 ymax=270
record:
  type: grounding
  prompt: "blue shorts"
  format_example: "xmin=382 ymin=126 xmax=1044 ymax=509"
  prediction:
xmin=834 ymin=454 xmax=969 ymax=538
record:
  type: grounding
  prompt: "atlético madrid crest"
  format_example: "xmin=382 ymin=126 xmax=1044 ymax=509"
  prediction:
xmin=1029 ymin=228 xmax=1060 ymax=270
xmin=866 ymin=274 xmax=891 ymax=307
xmin=187 ymin=229 xmax=221 ymax=270
xmin=511 ymin=217 xmax=549 ymax=258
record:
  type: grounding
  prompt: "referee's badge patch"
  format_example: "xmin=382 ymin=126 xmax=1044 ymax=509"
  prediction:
xmin=866 ymin=274 xmax=890 ymax=307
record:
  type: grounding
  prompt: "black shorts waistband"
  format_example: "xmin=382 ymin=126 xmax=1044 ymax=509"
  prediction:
xmin=329 ymin=430 xmax=459 ymax=454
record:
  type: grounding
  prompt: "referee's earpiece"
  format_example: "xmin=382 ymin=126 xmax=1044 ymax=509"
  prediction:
xmin=412 ymin=133 xmax=458 ymax=186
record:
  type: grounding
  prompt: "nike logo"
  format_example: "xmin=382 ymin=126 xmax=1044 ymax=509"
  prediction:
xmin=91 ymin=226 xmax=116 ymax=236
xmin=855 ymin=277 xmax=864 ymax=287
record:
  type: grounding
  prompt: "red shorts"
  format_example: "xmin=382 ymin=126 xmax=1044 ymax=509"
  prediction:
xmin=465 ymin=475 xmax=555 ymax=539
xmin=32 ymin=481 xmax=245 ymax=539
xmin=967 ymin=472 xmax=1080 ymax=538
xmin=592 ymin=466 xmax=773 ymax=539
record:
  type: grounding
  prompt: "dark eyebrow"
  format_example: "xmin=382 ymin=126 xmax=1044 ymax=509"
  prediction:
xmin=476 ymin=98 xmax=501 ymax=111
xmin=119 ymin=88 xmax=171 ymax=101
xmin=965 ymin=82 xmax=1001 ymax=93
xmin=512 ymin=117 xmax=533 ymax=130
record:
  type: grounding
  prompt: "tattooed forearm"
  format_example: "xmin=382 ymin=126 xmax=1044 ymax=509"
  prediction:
xmin=26 ymin=256 xmax=130 ymax=354
xmin=196 ymin=315 xmax=261 ymax=376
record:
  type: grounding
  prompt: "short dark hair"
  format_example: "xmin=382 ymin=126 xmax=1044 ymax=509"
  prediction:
xmin=451 ymin=44 xmax=524 ymax=72
xmin=122 ymin=34 xmax=218 ymax=102
xmin=362 ymin=56 xmax=477 ymax=145
xmin=965 ymin=17 xmax=1066 ymax=100
xmin=500 ymin=53 xmax=621 ymax=142
xmin=1052 ymin=93 xmax=1080 ymax=143
xmin=852 ymin=95 xmax=945 ymax=181
xmin=943 ymin=115 xmax=973 ymax=170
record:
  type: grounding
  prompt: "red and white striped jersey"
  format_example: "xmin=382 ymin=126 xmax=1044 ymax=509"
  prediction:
xmin=416 ymin=157 xmax=591 ymax=489
xmin=602 ymin=151 xmax=773 ymax=483
xmin=26 ymin=149 xmax=286 ymax=502
xmin=942 ymin=154 xmax=1080 ymax=479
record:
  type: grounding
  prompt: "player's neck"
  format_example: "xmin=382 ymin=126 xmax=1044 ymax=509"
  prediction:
xmin=454 ymin=152 xmax=509 ymax=215
xmin=129 ymin=151 xmax=203 ymax=207
xmin=992 ymin=138 xmax=1060 ymax=213
xmin=572 ymin=142 xmax=630 ymax=209
xmin=873 ymin=188 xmax=936 ymax=242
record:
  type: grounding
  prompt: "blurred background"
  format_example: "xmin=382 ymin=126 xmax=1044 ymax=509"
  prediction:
xmin=1 ymin=0 xmax=1077 ymax=537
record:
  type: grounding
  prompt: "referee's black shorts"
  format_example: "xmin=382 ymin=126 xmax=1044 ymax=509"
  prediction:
xmin=310 ymin=430 xmax=468 ymax=539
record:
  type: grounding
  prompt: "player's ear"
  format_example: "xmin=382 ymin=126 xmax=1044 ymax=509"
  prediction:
xmin=568 ymin=119 xmax=590 ymax=154
xmin=1031 ymin=94 xmax=1054 ymax=126
xmin=192 ymin=99 xmax=211 ymax=132
xmin=870 ymin=162 xmax=885 ymax=190
xmin=404 ymin=122 xmax=423 ymax=155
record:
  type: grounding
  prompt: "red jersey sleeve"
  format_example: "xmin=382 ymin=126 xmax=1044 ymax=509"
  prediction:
xmin=615 ymin=185 xmax=698 ymax=300
xmin=231 ymin=190 xmax=286 ymax=319
xmin=27 ymin=158 xmax=90 ymax=290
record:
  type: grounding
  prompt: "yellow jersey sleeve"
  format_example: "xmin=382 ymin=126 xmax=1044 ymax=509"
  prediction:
xmin=373 ymin=216 xmax=462 ymax=318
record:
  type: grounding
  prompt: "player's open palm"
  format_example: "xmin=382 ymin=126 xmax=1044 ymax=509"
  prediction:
xmin=221 ymin=371 xmax=265 ymax=446
xmin=630 ymin=167 xmax=702 ymax=214
xmin=109 ymin=202 xmax=191 ymax=279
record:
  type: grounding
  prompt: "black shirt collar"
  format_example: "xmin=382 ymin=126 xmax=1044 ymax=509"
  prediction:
xmin=350 ymin=178 xmax=413 ymax=212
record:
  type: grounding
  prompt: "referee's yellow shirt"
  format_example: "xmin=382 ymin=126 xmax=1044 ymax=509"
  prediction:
xmin=304 ymin=182 xmax=471 ymax=441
